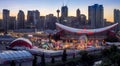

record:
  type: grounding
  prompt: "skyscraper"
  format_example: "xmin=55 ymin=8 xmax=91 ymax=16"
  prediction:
xmin=114 ymin=9 xmax=120 ymax=31
xmin=76 ymin=9 xmax=81 ymax=25
xmin=17 ymin=10 xmax=25 ymax=29
xmin=0 ymin=19 xmax=2 ymax=30
xmin=88 ymin=4 xmax=104 ymax=28
xmin=33 ymin=10 xmax=40 ymax=28
xmin=27 ymin=10 xmax=40 ymax=29
xmin=80 ymin=14 xmax=86 ymax=25
xmin=76 ymin=9 xmax=80 ymax=18
xmin=9 ymin=16 xmax=16 ymax=30
xmin=27 ymin=11 xmax=34 ymax=28
xmin=3 ymin=9 xmax=10 ymax=33
xmin=45 ymin=14 xmax=57 ymax=30
xmin=61 ymin=5 xmax=68 ymax=18
xmin=37 ymin=16 xmax=45 ymax=30
xmin=60 ymin=5 xmax=68 ymax=25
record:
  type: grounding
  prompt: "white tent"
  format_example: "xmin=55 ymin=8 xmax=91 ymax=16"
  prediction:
xmin=0 ymin=50 xmax=33 ymax=66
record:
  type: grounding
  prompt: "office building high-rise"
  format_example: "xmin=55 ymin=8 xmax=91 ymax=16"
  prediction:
xmin=76 ymin=9 xmax=80 ymax=18
xmin=17 ymin=10 xmax=25 ymax=29
xmin=27 ymin=11 xmax=34 ymax=28
xmin=114 ymin=9 xmax=120 ymax=31
xmin=76 ymin=9 xmax=81 ymax=25
xmin=0 ymin=19 xmax=2 ymax=30
xmin=88 ymin=4 xmax=104 ymax=28
xmin=36 ymin=16 xmax=45 ymax=30
xmin=45 ymin=14 xmax=57 ymax=30
xmin=60 ymin=5 xmax=68 ymax=25
xmin=80 ymin=14 xmax=86 ymax=25
xmin=9 ymin=16 xmax=16 ymax=30
xmin=27 ymin=10 xmax=40 ymax=29
xmin=61 ymin=5 xmax=68 ymax=18
xmin=33 ymin=10 xmax=40 ymax=28
xmin=3 ymin=9 xmax=10 ymax=32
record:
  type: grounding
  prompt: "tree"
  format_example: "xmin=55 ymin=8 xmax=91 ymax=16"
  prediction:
xmin=79 ymin=51 xmax=95 ymax=66
xmin=41 ymin=53 xmax=46 ymax=66
xmin=101 ymin=45 xmax=119 ymax=58
xmin=32 ymin=54 xmax=37 ymax=66
xmin=100 ymin=45 xmax=120 ymax=66
xmin=101 ymin=58 xmax=112 ymax=66
xmin=51 ymin=57 xmax=55 ymax=63
xmin=62 ymin=49 xmax=67 ymax=62
xmin=101 ymin=48 xmax=111 ymax=57
xmin=110 ymin=45 xmax=119 ymax=53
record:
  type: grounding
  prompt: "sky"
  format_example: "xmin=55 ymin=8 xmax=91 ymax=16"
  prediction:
xmin=0 ymin=0 xmax=120 ymax=22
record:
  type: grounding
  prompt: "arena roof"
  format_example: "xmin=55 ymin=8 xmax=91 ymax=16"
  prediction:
xmin=56 ymin=23 xmax=118 ymax=35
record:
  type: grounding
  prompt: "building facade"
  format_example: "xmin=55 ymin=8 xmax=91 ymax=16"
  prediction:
xmin=0 ymin=19 xmax=2 ymax=30
xmin=33 ymin=10 xmax=40 ymax=29
xmin=17 ymin=10 xmax=25 ymax=29
xmin=114 ymin=9 xmax=120 ymax=31
xmin=27 ymin=10 xmax=40 ymax=29
xmin=80 ymin=14 xmax=86 ymax=25
xmin=76 ymin=9 xmax=81 ymax=25
xmin=36 ymin=16 xmax=45 ymax=30
xmin=9 ymin=16 xmax=16 ymax=30
xmin=27 ymin=11 xmax=34 ymax=28
xmin=88 ymin=4 xmax=104 ymax=28
xmin=45 ymin=14 xmax=57 ymax=30
xmin=3 ymin=9 xmax=10 ymax=32
xmin=61 ymin=5 xmax=68 ymax=18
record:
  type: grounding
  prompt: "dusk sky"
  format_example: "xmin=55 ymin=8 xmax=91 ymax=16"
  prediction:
xmin=0 ymin=0 xmax=120 ymax=22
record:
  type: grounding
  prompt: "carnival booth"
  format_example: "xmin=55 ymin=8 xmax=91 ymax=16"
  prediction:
xmin=0 ymin=50 xmax=33 ymax=66
xmin=8 ymin=38 xmax=33 ymax=50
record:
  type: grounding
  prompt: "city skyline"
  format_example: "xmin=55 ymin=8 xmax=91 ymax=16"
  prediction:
xmin=0 ymin=0 xmax=120 ymax=22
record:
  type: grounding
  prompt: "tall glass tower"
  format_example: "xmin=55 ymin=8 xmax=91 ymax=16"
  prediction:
xmin=88 ymin=4 xmax=104 ymax=28
xmin=114 ymin=9 xmax=120 ymax=31
xmin=17 ymin=10 xmax=25 ymax=29
xmin=3 ymin=9 xmax=10 ymax=33
xmin=61 ymin=5 xmax=68 ymax=18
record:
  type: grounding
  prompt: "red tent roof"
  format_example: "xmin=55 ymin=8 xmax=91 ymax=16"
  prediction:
xmin=9 ymin=38 xmax=33 ymax=49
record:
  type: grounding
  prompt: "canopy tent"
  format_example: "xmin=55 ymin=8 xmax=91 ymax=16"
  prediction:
xmin=9 ymin=38 xmax=33 ymax=49
xmin=56 ymin=23 xmax=118 ymax=35
xmin=0 ymin=50 xmax=33 ymax=64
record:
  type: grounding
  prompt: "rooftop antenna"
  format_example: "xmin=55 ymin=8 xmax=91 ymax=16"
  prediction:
xmin=62 ymin=0 xmax=70 ymax=6
xmin=62 ymin=0 xmax=65 ymax=6
xmin=66 ymin=0 xmax=70 ymax=6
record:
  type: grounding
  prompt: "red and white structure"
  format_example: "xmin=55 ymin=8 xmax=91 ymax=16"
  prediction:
xmin=9 ymin=38 xmax=33 ymax=49
xmin=56 ymin=23 xmax=118 ymax=35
